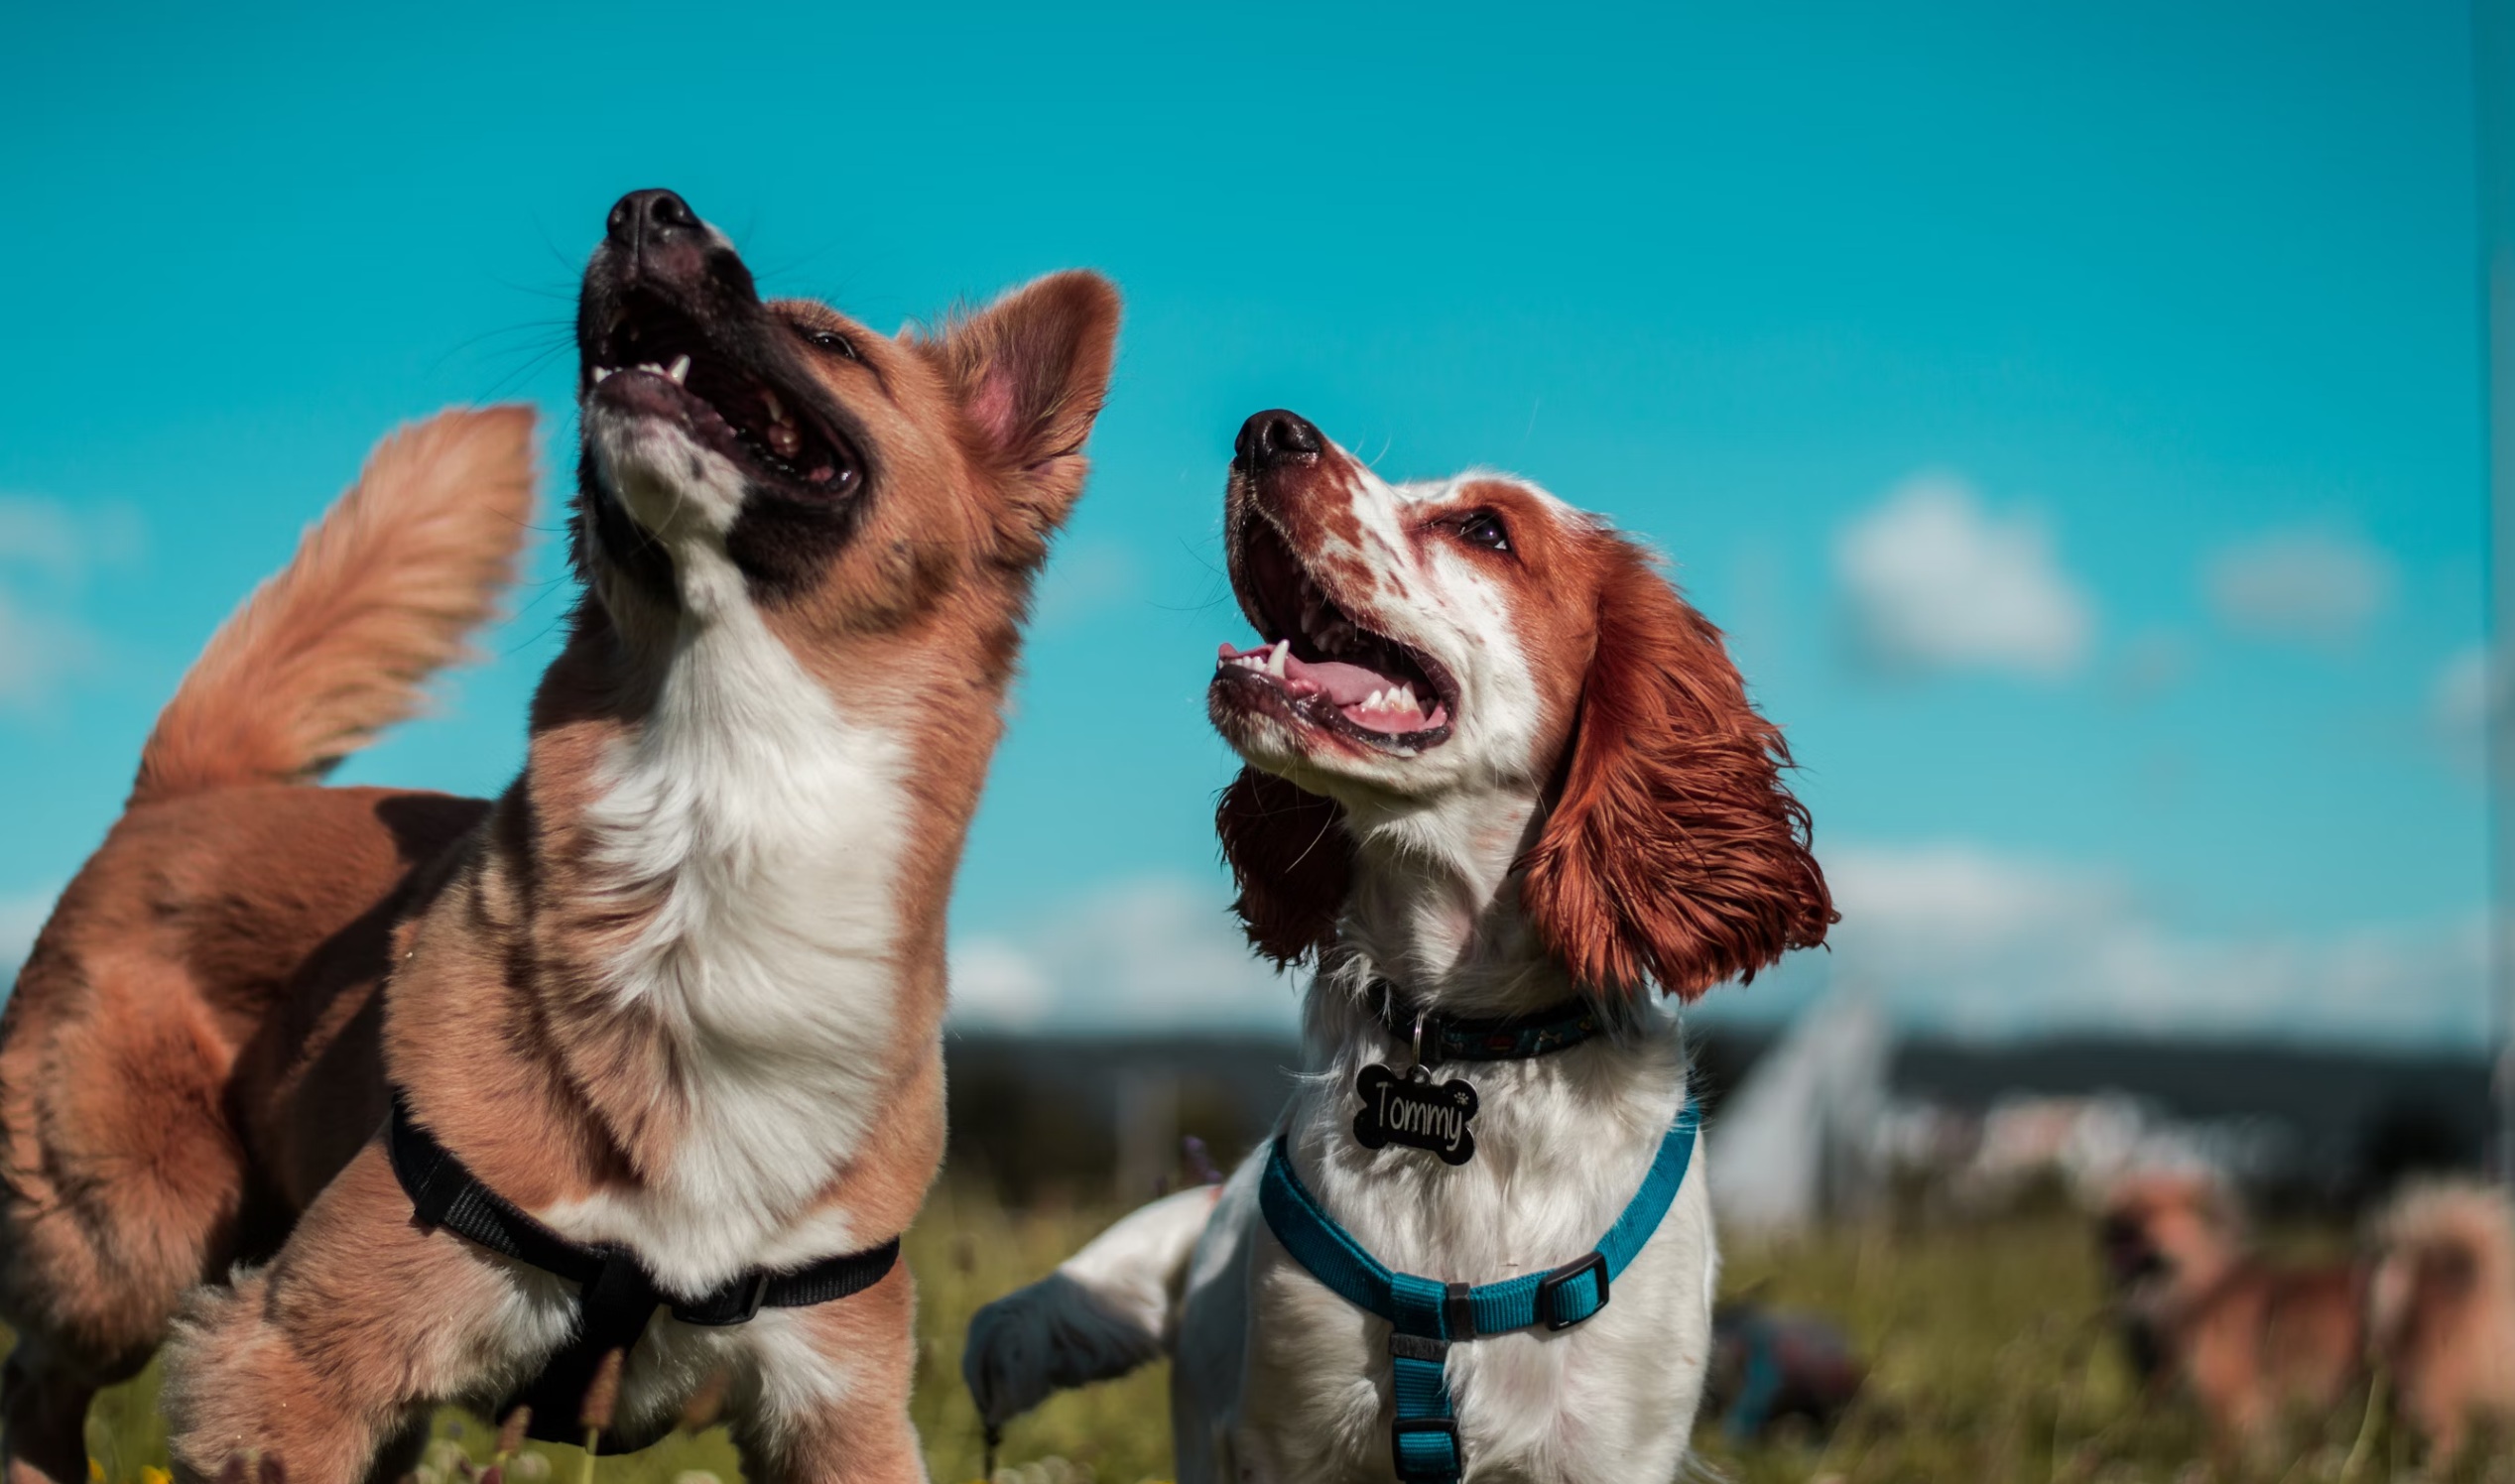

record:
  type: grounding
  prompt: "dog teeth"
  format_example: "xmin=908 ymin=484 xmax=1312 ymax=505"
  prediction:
xmin=1348 ymin=685 xmax=1423 ymax=717
xmin=591 ymin=366 xmax=614 ymax=384
xmin=1267 ymin=640 xmax=1290 ymax=679
xmin=763 ymin=388 xmax=790 ymax=426
xmin=666 ymin=355 xmax=691 ymax=385
xmin=768 ymin=424 xmax=802 ymax=457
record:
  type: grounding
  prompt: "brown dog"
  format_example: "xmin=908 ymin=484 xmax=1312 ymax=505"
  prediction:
xmin=2097 ymin=1171 xmax=2362 ymax=1456
xmin=0 ymin=188 xmax=1118 ymax=1484
xmin=2368 ymin=1179 xmax=2515 ymax=1467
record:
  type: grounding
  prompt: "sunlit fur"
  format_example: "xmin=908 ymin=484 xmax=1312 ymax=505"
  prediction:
xmin=965 ymin=421 xmax=1829 ymax=1482
xmin=1210 ymin=448 xmax=1830 ymax=1000
xmin=131 ymin=410 xmax=539 ymax=804
xmin=0 ymin=192 xmax=1120 ymax=1484
xmin=0 ymin=408 xmax=536 ymax=1484
xmin=540 ymin=418 xmax=913 ymax=1292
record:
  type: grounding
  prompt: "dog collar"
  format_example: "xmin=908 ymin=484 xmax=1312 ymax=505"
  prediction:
xmin=386 ymin=1088 xmax=899 ymax=1449
xmin=1366 ymin=977 xmax=1606 ymax=1064
xmin=1261 ymin=1098 xmax=1701 ymax=1482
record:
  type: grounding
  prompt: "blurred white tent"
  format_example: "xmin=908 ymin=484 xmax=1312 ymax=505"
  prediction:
xmin=1706 ymin=990 xmax=1892 ymax=1237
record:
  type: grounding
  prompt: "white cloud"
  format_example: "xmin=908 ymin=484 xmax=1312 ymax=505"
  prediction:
xmin=948 ymin=875 xmax=1300 ymax=1032
xmin=958 ymin=856 xmax=2489 ymax=1051
xmin=950 ymin=940 xmax=1059 ymax=1030
xmin=1802 ymin=841 xmax=2488 ymax=1048
xmin=0 ymin=494 xmax=142 ymax=582
xmin=0 ymin=589 xmax=100 ymax=706
xmin=0 ymin=499 xmax=86 ymax=575
xmin=2205 ymin=527 xmax=2394 ymax=646
xmin=1823 ymin=842 xmax=2122 ymax=953
xmin=1834 ymin=473 xmax=2094 ymax=679
xmin=0 ymin=494 xmax=139 ymax=706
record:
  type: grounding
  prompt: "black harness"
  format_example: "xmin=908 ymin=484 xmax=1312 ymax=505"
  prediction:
xmin=386 ymin=1090 xmax=900 ymax=1448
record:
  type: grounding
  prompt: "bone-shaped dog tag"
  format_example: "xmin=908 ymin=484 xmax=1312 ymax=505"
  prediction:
xmin=1352 ymin=1061 xmax=1479 ymax=1166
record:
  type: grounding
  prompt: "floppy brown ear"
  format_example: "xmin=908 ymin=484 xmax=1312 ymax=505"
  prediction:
xmin=1215 ymin=766 xmax=1353 ymax=969
xmin=1519 ymin=540 xmax=1834 ymax=998
xmin=924 ymin=270 xmax=1122 ymax=561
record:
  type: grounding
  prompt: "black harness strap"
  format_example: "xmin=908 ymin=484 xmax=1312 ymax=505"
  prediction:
xmin=386 ymin=1089 xmax=899 ymax=1447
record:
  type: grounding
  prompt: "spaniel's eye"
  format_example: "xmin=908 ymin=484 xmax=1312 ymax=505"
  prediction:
xmin=1455 ymin=511 xmax=1511 ymax=553
xmin=799 ymin=325 xmax=858 ymax=360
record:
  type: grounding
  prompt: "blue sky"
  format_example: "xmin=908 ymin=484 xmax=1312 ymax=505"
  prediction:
xmin=0 ymin=1 xmax=2492 ymax=1045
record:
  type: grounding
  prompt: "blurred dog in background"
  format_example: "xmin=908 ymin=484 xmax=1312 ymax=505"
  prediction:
xmin=2367 ymin=1180 xmax=2515 ymax=1465
xmin=2100 ymin=1168 xmax=2515 ymax=1466
xmin=2098 ymin=1170 xmax=2362 ymax=1456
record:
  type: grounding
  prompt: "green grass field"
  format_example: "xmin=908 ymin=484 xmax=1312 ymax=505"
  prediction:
xmin=65 ymin=1192 xmax=2515 ymax=1484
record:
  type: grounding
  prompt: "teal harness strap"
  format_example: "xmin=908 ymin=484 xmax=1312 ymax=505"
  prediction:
xmin=1258 ymin=1099 xmax=1700 ymax=1482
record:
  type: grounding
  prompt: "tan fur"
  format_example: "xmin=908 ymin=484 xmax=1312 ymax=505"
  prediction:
xmin=132 ymin=409 xmax=536 ymax=804
xmin=2098 ymin=1172 xmax=2363 ymax=1461
xmin=0 ymin=408 xmax=527 ymax=1484
xmin=2368 ymin=1178 xmax=2515 ymax=1466
xmin=0 ymin=201 xmax=1117 ymax=1484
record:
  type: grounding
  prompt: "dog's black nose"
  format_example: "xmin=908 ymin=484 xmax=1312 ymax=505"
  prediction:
xmin=1235 ymin=410 xmax=1323 ymax=470
xmin=607 ymin=188 xmax=702 ymax=248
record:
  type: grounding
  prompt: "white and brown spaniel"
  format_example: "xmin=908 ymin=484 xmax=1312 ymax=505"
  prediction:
xmin=964 ymin=410 xmax=1832 ymax=1483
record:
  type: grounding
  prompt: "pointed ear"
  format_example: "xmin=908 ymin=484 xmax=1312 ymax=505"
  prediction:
xmin=1216 ymin=766 xmax=1352 ymax=969
xmin=923 ymin=270 xmax=1121 ymax=560
xmin=1519 ymin=540 xmax=1834 ymax=999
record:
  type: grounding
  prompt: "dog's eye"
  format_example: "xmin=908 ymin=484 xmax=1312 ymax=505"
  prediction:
xmin=1454 ymin=512 xmax=1511 ymax=553
xmin=797 ymin=325 xmax=859 ymax=361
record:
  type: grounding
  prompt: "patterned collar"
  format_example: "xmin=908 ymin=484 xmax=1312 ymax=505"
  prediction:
xmin=1366 ymin=977 xmax=1607 ymax=1064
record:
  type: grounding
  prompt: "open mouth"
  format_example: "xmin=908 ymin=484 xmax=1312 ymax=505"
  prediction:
xmin=1214 ymin=517 xmax=1455 ymax=749
xmin=2098 ymin=1220 xmax=2167 ymax=1283
xmin=583 ymin=291 xmax=858 ymax=492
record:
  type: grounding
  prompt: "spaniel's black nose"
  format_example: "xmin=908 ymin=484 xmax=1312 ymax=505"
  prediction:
xmin=1235 ymin=409 xmax=1324 ymax=470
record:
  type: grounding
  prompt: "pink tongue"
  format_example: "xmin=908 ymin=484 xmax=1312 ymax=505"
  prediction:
xmin=1215 ymin=642 xmax=1399 ymax=705
xmin=1293 ymin=658 xmax=1401 ymax=705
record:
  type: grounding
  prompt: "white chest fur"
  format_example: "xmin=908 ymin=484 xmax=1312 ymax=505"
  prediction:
xmin=547 ymin=566 xmax=909 ymax=1297
xmin=1226 ymin=1003 xmax=1719 ymax=1483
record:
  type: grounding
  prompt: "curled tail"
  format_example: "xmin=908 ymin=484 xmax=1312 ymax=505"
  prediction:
xmin=2367 ymin=1175 xmax=2515 ymax=1463
xmin=131 ymin=407 xmax=537 ymax=804
xmin=2369 ymin=1179 xmax=2515 ymax=1341
xmin=962 ymin=1184 xmax=1222 ymax=1440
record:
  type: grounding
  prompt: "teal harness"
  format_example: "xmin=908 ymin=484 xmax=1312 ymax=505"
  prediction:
xmin=1257 ymin=1098 xmax=1701 ymax=1482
